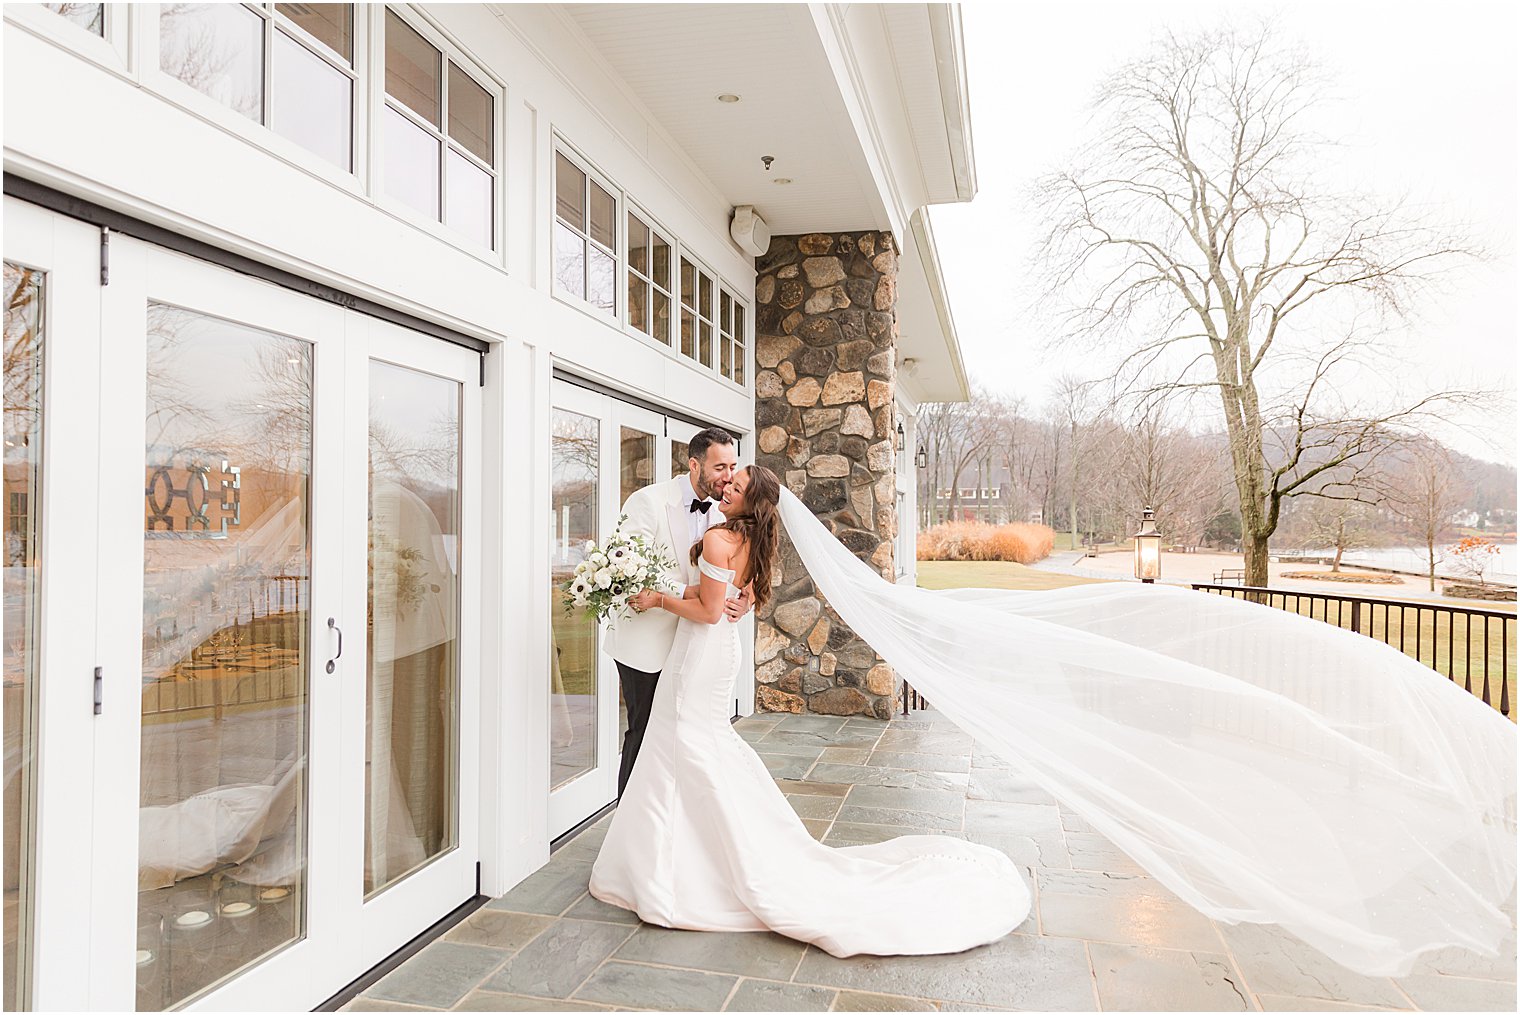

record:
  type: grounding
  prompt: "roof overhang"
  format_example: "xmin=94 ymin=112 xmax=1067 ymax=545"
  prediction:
xmin=542 ymin=2 xmax=975 ymax=400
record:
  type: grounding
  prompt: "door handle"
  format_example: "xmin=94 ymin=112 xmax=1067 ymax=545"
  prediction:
xmin=326 ymin=617 xmax=343 ymax=674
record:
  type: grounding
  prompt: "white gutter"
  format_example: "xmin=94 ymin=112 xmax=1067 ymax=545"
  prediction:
xmin=928 ymin=4 xmax=977 ymax=203
xmin=909 ymin=207 xmax=970 ymax=401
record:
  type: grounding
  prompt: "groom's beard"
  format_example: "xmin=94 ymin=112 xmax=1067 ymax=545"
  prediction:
xmin=694 ymin=474 xmax=724 ymax=501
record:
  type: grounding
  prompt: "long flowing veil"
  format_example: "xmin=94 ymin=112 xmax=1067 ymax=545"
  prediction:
xmin=776 ymin=488 xmax=1516 ymax=976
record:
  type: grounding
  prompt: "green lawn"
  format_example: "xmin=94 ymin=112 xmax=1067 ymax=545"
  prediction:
xmin=917 ymin=560 xmax=1514 ymax=719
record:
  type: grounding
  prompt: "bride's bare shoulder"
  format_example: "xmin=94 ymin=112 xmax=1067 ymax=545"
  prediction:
xmin=702 ymin=527 xmax=743 ymax=559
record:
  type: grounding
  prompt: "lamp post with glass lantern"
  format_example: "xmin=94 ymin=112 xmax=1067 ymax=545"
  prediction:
xmin=1134 ymin=506 xmax=1162 ymax=583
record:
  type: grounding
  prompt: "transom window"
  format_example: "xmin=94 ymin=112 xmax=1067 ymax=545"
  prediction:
xmin=383 ymin=7 xmax=497 ymax=249
xmin=158 ymin=3 xmax=356 ymax=171
xmin=626 ymin=211 xmax=672 ymax=346
xmin=551 ymin=138 xmax=748 ymax=388
xmin=554 ymin=150 xmax=617 ymax=316
xmin=41 ymin=3 xmax=103 ymax=34
xmin=719 ymin=289 xmax=747 ymax=385
xmin=680 ymin=257 xmax=716 ymax=369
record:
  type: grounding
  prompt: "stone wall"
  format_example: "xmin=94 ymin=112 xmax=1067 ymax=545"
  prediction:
xmin=751 ymin=231 xmax=900 ymax=718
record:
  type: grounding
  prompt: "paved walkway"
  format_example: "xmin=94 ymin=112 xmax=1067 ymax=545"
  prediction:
xmin=345 ymin=712 xmax=1517 ymax=1012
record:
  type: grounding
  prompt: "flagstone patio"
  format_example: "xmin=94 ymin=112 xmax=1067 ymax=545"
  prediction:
xmin=342 ymin=711 xmax=1517 ymax=1013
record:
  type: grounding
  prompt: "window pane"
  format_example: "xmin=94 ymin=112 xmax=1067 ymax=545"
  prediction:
xmin=588 ymin=245 xmax=616 ymax=316
xmin=366 ymin=361 xmax=461 ymax=897
xmin=652 ymin=289 xmax=671 ymax=345
xmin=700 ymin=273 xmax=713 ymax=321
xmin=721 ymin=291 xmax=733 ymax=335
xmin=555 ymin=152 xmax=585 ymax=231
xmin=628 ymin=277 xmax=648 ymax=334
xmin=447 ymin=61 xmax=492 ymax=165
xmin=652 ymin=232 xmax=671 ymax=290
xmin=140 ymin=308 xmax=312 ymax=1010
xmin=553 ymin=221 xmax=586 ymax=299
xmin=445 ymin=148 xmax=493 ymax=248
xmin=721 ymin=335 xmax=732 ymax=379
xmin=700 ymin=320 xmax=713 ymax=367
xmin=680 ymin=307 xmax=695 ymax=358
xmin=160 ymin=3 xmax=264 ymax=122
xmin=550 ymin=409 xmax=599 ymax=789
xmin=384 ymin=105 xmax=440 ymax=219
xmin=588 ymin=182 xmax=615 ymax=251
xmin=680 ymin=258 xmax=695 ymax=311
xmin=670 ymin=440 xmax=689 ymax=479
xmin=734 ymin=305 xmax=746 ymax=384
xmin=3 ymin=264 xmax=43 ymax=1012
xmin=42 ymin=2 xmax=103 ymax=34
xmin=385 ymin=9 xmax=440 ymax=127
xmin=272 ymin=30 xmax=352 ymax=170
xmin=276 ymin=3 xmax=351 ymax=62
xmin=627 ymin=213 xmax=649 ymax=276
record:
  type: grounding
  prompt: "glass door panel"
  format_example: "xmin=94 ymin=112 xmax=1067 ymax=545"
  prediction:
xmin=348 ymin=321 xmax=480 ymax=973
xmin=549 ymin=407 xmax=599 ymax=792
xmin=138 ymin=306 xmax=314 ymax=1010
xmin=365 ymin=360 xmax=462 ymax=897
xmin=3 ymin=261 xmax=44 ymax=1012
xmin=614 ymin=410 xmax=658 ymax=753
xmin=668 ymin=419 xmax=700 ymax=480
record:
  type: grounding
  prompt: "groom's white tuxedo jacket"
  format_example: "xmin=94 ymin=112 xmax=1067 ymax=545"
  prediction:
xmin=606 ymin=475 xmax=724 ymax=673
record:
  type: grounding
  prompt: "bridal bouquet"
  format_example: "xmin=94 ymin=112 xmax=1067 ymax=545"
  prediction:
xmin=563 ymin=517 xmax=677 ymax=623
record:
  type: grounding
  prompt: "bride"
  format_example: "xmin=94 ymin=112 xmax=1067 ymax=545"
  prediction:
xmin=590 ymin=465 xmax=1517 ymax=975
xmin=589 ymin=464 xmax=1028 ymax=957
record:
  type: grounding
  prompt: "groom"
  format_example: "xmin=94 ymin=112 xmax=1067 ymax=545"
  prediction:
xmin=607 ymin=427 xmax=750 ymax=797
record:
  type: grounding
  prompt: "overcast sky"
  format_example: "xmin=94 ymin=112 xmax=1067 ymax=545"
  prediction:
xmin=931 ymin=0 xmax=1518 ymax=466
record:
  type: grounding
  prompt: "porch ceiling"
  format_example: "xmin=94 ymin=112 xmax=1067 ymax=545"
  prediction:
xmin=562 ymin=2 xmax=885 ymax=235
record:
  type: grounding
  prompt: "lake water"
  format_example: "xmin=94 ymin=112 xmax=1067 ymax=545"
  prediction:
xmin=1304 ymin=544 xmax=1518 ymax=585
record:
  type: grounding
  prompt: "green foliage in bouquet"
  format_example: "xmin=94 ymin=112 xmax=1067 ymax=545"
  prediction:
xmin=562 ymin=515 xmax=678 ymax=623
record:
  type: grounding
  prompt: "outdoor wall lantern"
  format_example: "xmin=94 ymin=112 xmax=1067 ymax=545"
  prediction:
xmin=1134 ymin=506 xmax=1162 ymax=583
xmin=915 ymin=445 xmax=928 ymax=470
xmin=895 ymin=419 xmax=906 ymax=451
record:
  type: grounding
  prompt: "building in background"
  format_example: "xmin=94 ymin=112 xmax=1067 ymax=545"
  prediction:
xmin=2 ymin=3 xmax=973 ymax=1009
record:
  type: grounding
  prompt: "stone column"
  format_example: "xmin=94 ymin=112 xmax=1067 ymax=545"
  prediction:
xmin=751 ymin=231 xmax=899 ymax=718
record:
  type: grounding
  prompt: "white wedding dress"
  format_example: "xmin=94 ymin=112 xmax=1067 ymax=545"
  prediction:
xmin=592 ymin=490 xmax=1514 ymax=976
xmin=589 ymin=556 xmax=1030 ymax=957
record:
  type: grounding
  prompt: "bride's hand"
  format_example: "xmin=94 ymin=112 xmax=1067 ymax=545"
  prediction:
xmin=630 ymin=589 xmax=662 ymax=612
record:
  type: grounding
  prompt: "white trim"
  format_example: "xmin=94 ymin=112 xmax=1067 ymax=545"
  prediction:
xmin=908 ymin=208 xmax=969 ymax=401
xmin=4 ymin=2 xmax=131 ymax=81
xmin=928 ymin=3 xmax=977 ymax=202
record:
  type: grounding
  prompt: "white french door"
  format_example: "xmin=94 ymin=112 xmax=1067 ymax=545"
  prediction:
xmin=3 ymin=199 xmax=110 ymax=1011
xmin=546 ymin=380 xmax=703 ymax=838
xmin=4 ymin=203 xmax=482 ymax=1011
xmin=337 ymin=315 xmax=482 ymax=974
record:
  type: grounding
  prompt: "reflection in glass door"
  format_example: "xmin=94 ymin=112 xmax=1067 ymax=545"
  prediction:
xmin=550 ymin=408 xmax=599 ymax=791
xmin=365 ymin=360 xmax=461 ymax=896
xmin=138 ymin=307 xmax=314 ymax=1010
xmin=616 ymin=422 xmax=656 ymax=748
xmin=3 ymin=262 xmax=44 ymax=1012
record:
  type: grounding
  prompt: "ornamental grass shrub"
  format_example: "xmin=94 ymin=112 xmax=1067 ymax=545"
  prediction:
xmin=917 ymin=521 xmax=1056 ymax=564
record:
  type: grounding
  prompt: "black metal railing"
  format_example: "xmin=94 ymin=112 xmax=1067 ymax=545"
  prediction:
xmin=1192 ymin=584 xmax=1514 ymax=717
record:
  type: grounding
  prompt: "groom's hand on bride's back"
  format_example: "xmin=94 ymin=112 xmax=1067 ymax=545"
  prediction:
xmin=724 ymin=587 xmax=752 ymax=623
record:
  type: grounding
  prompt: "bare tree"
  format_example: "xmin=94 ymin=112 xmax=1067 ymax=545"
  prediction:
xmin=918 ymin=392 xmax=999 ymax=524
xmin=1035 ymin=23 xmax=1481 ymax=586
xmin=1051 ymin=374 xmax=1100 ymax=549
xmin=1388 ymin=440 xmax=1468 ymax=591
xmin=1297 ymin=498 xmax=1377 ymax=573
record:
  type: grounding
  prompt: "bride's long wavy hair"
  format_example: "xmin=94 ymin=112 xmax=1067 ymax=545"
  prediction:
xmin=690 ymin=464 xmax=781 ymax=609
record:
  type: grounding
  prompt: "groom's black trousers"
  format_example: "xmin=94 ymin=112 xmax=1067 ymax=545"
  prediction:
xmin=615 ymin=661 xmax=661 ymax=799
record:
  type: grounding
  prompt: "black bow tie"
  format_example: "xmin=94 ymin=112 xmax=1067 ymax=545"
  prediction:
xmin=689 ymin=498 xmax=712 ymax=514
